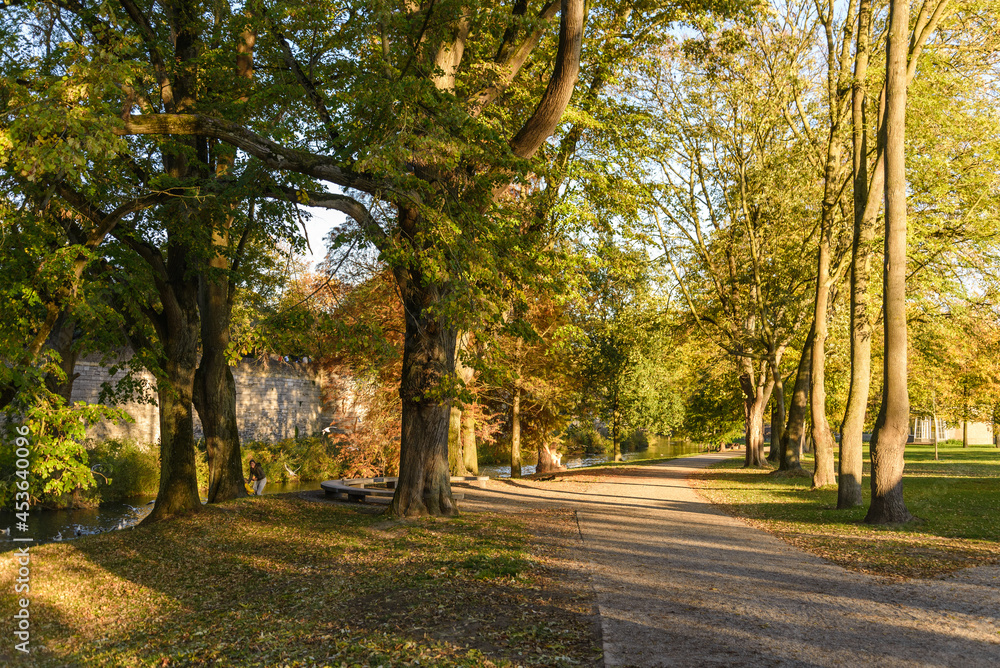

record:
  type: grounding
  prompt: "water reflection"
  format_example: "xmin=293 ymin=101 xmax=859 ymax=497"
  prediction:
xmin=0 ymin=479 xmax=322 ymax=551
xmin=0 ymin=443 xmax=703 ymax=550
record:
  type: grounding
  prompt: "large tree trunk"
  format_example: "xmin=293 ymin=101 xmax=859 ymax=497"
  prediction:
xmin=389 ymin=264 xmax=458 ymax=517
xmin=778 ymin=324 xmax=815 ymax=472
xmin=448 ymin=406 xmax=469 ymax=475
xmin=865 ymin=0 xmax=913 ymax=524
xmin=839 ymin=0 xmax=876 ymax=509
xmin=452 ymin=334 xmax=477 ymax=475
xmin=767 ymin=362 xmax=786 ymax=463
xmin=933 ymin=403 xmax=940 ymax=461
xmin=536 ymin=441 xmax=565 ymax=474
xmin=193 ymin=24 xmax=253 ymax=505
xmin=745 ymin=400 xmax=767 ymax=467
xmin=193 ymin=267 xmax=246 ymax=503
xmin=810 ymin=168 xmax=840 ymax=488
xmin=144 ymin=265 xmax=203 ymax=524
xmin=810 ymin=266 xmax=837 ymax=487
xmin=462 ymin=409 xmax=478 ymax=474
xmin=44 ymin=311 xmax=79 ymax=404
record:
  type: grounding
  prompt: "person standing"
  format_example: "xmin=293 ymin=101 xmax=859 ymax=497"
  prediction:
xmin=247 ymin=458 xmax=267 ymax=496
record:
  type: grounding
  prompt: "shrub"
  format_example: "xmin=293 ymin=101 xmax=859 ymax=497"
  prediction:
xmin=477 ymin=436 xmax=508 ymax=466
xmin=88 ymin=439 xmax=160 ymax=502
xmin=564 ymin=424 xmax=609 ymax=454
xmin=243 ymin=436 xmax=343 ymax=483
xmin=622 ymin=430 xmax=650 ymax=453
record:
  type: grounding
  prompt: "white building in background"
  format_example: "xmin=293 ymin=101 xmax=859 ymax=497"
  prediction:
xmin=908 ymin=415 xmax=994 ymax=445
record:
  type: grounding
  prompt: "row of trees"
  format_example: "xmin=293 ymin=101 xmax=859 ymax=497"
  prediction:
xmin=1 ymin=1 xmax=744 ymax=518
xmin=636 ymin=0 xmax=1000 ymax=522
xmin=3 ymin=0 xmax=998 ymax=526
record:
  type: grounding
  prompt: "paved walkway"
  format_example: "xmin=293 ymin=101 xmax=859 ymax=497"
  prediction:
xmin=462 ymin=454 xmax=1000 ymax=667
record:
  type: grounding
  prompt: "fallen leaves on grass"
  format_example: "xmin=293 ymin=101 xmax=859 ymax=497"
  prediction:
xmin=0 ymin=497 xmax=600 ymax=667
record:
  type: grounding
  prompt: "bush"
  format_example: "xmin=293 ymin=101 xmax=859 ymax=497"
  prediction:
xmin=563 ymin=424 xmax=609 ymax=454
xmin=242 ymin=436 xmax=343 ymax=483
xmin=89 ymin=439 xmax=160 ymax=502
xmin=622 ymin=430 xmax=650 ymax=453
xmin=476 ymin=436 xmax=508 ymax=466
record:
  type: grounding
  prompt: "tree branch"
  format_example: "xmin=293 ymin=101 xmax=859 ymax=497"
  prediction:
xmin=263 ymin=8 xmax=341 ymax=144
xmin=467 ymin=1 xmax=560 ymax=117
xmin=117 ymin=114 xmax=392 ymax=196
xmin=509 ymin=0 xmax=584 ymax=159
xmin=261 ymin=186 xmax=388 ymax=248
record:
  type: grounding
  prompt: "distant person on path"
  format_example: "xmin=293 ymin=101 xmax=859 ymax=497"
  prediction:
xmin=247 ymin=459 xmax=267 ymax=496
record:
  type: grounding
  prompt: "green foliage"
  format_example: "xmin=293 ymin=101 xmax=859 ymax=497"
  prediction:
xmin=475 ymin=437 xmax=509 ymax=466
xmin=576 ymin=240 xmax=685 ymax=450
xmin=241 ymin=437 xmax=342 ymax=484
xmin=621 ymin=430 xmax=650 ymax=453
xmin=0 ymin=396 xmax=131 ymax=508
xmin=563 ymin=423 xmax=610 ymax=455
xmin=87 ymin=439 xmax=159 ymax=502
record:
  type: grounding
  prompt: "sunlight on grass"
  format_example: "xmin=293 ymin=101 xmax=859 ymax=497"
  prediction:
xmin=692 ymin=443 xmax=1000 ymax=578
xmin=0 ymin=498 xmax=599 ymax=667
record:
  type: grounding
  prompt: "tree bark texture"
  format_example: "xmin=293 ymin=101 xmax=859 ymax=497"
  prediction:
xmin=779 ymin=324 xmax=815 ymax=472
xmin=461 ymin=409 xmax=478 ymax=474
xmin=767 ymin=366 xmax=786 ymax=463
xmin=536 ymin=442 xmax=565 ymax=474
xmin=193 ymin=334 xmax=245 ymax=504
xmin=839 ymin=0 xmax=875 ymax=509
xmin=389 ymin=240 xmax=459 ymax=517
xmin=143 ymin=258 xmax=203 ymax=524
xmin=810 ymin=158 xmax=841 ymax=489
xmin=454 ymin=336 xmax=477 ymax=475
xmin=740 ymin=359 xmax=774 ymax=467
xmin=44 ymin=311 xmax=79 ymax=404
xmin=865 ymin=0 xmax=913 ymax=524
xmin=448 ymin=406 xmax=469 ymax=476
xmin=193 ymin=219 xmax=246 ymax=503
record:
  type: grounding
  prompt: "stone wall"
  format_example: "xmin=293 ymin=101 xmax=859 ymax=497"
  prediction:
xmin=71 ymin=357 xmax=160 ymax=443
xmin=71 ymin=355 xmax=333 ymax=444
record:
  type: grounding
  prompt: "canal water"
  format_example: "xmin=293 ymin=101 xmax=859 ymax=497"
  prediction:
xmin=1 ymin=440 xmax=705 ymax=551
xmin=0 ymin=479 xmax=321 ymax=552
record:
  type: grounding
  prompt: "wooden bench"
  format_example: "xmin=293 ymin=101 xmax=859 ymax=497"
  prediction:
xmin=320 ymin=475 xmax=487 ymax=504
xmin=451 ymin=475 xmax=490 ymax=489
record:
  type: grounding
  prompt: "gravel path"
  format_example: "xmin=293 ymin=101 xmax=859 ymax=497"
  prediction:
xmin=461 ymin=453 xmax=1000 ymax=667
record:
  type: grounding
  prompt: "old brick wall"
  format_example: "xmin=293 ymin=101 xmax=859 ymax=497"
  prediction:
xmin=71 ymin=355 xmax=330 ymax=444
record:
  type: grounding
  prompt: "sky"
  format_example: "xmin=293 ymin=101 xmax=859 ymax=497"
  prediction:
xmin=299 ymin=205 xmax=348 ymax=272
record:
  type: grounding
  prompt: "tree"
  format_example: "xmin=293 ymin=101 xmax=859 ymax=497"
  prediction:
xmin=841 ymin=0 xmax=958 ymax=508
xmin=578 ymin=241 xmax=680 ymax=460
xmin=865 ymin=0 xmax=912 ymax=524
xmin=644 ymin=32 xmax=817 ymax=467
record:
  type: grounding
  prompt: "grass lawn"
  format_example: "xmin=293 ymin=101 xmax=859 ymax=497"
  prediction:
xmin=0 ymin=494 xmax=600 ymax=667
xmin=691 ymin=442 xmax=1000 ymax=579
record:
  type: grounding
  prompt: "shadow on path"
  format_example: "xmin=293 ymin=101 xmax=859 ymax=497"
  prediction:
xmin=462 ymin=454 xmax=1000 ymax=667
